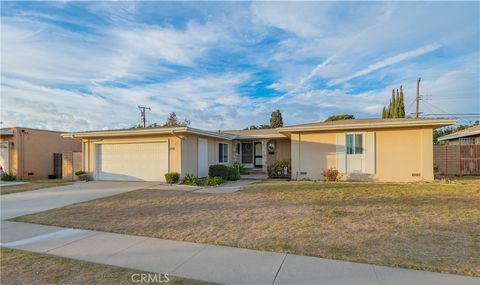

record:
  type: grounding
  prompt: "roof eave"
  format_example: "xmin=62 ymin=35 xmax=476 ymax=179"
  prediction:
xmin=438 ymin=130 xmax=480 ymax=141
xmin=278 ymin=119 xmax=458 ymax=133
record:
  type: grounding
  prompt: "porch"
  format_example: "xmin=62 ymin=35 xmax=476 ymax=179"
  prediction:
xmin=233 ymin=138 xmax=291 ymax=176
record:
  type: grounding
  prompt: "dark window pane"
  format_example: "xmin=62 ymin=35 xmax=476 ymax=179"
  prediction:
xmin=218 ymin=143 xmax=223 ymax=162
xmin=355 ymin=134 xmax=363 ymax=154
xmin=346 ymin=134 xmax=353 ymax=154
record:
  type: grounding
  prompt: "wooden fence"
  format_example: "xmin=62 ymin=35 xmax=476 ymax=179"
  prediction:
xmin=434 ymin=145 xmax=480 ymax=176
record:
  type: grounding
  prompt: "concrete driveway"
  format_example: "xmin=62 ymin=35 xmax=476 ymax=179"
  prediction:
xmin=0 ymin=181 xmax=157 ymax=220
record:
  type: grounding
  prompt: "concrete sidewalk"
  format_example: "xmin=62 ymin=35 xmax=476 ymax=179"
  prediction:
xmin=194 ymin=179 xmax=260 ymax=194
xmin=1 ymin=221 xmax=478 ymax=285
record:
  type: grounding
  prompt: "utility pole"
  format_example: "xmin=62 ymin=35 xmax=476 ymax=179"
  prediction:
xmin=138 ymin=106 xmax=151 ymax=128
xmin=416 ymin=77 xmax=421 ymax=118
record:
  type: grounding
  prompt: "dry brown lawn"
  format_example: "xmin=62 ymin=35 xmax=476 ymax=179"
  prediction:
xmin=0 ymin=180 xmax=72 ymax=195
xmin=14 ymin=179 xmax=480 ymax=276
xmin=0 ymin=248 xmax=211 ymax=285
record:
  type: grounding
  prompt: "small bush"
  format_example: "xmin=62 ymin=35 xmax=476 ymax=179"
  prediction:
xmin=228 ymin=167 xmax=240 ymax=181
xmin=1 ymin=172 xmax=16 ymax=181
xmin=75 ymin=171 xmax=86 ymax=176
xmin=205 ymin=176 xmax=224 ymax=186
xmin=267 ymin=159 xmax=291 ymax=178
xmin=232 ymin=162 xmax=247 ymax=175
xmin=164 ymin=172 xmax=180 ymax=184
xmin=208 ymin=164 xmax=230 ymax=180
xmin=183 ymin=173 xmax=200 ymax=186
xmin=322 ymin=167 xmax=339 ymax=182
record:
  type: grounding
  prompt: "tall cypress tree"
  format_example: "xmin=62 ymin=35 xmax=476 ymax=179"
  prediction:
xmin=388 ymin=90 xmax=396 ymax=118
xmin=399 ymin=86 xmax=405 ymax=118
xmin=382 ymin=106 xmax=387 ymax=118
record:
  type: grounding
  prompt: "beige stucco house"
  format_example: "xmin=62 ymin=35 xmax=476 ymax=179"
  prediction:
xmin=62 ymin=118 xmax=456 ymax=182
xmin=0 ymin=127 xmax=82 ymax=179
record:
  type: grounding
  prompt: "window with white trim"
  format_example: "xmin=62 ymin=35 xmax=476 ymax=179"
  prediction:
xmin=218 ymin=143 xmax=229 ymax=163
xmin=346 ymin=134 xmax=363 ymax=154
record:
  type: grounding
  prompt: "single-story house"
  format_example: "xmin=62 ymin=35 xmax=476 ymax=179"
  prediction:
xmin=437 ymin=125 xmax=480 ymax=145
xmin=0 ymin=127 xmax=82 ymax=179
xmin=62 ymin=118 xmax=456 ymax=182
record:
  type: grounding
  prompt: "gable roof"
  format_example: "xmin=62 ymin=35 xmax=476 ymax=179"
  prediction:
xmin=437 ymin=124 xmax=480 ymax=141
xmin=278 ymin=118 xmax=457 ymax=133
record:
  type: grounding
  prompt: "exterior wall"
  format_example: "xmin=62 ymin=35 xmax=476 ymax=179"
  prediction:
xmin=82 ymin=134 xmax=182 ymax=178
xmin=291 ymin=127 xmax=435 ymax=182
xmin=375 ymin=127 xmax=433 ymax=182
xmin=62 ymin=151 xmax=82 ymax=180
xmin=267 ymin=138 xmax=291 ymax=163
xmin=181 ymin=134 xmax=233 ymax=177
xmin=0 ymin=128 xmax=81 ymax=180
xmin=290 ymin=131 xmax=337 ymax=180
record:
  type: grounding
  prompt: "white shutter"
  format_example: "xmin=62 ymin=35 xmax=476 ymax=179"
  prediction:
xmin=336 ymin=133 xmax=346 ymax=173
xmin=365 ymin=132 xmax=376 ymax=174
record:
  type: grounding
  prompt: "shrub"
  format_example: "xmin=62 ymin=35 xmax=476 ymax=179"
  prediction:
xmin=205 ymin=176 xmax=224 ymax=186
xmin=228 ymin=167 xmax=240 ymax=181
xmin=75 ymin=171 xmax=86 ymax=176
xmin=232 ymin=162 xmax=247 ymax=175
xmin=322 ymin=167 xmax=339 ymax=182
xmin=164 ymin=172 xmax=180 ymax=184
xmin=1 ymin=172 xmax=16 ymax=181
xmin=267 ymin=159 xmax=291 ymax=178
xmin=183 ymin=173 xmax=200 ymax=186
xmin=208 ymin=164 xmax=230 ymax=180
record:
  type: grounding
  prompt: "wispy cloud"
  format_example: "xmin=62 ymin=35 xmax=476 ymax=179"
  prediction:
xmin=327 ymin=44 xmax=442 ymax=86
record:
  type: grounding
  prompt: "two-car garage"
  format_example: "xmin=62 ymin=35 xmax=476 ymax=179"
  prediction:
xmin=95 ymin=141 xmax=169 ymax=182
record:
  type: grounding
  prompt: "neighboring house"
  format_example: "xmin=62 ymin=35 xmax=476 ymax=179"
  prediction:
xmin=0 ymin=127 xmax=82 ymax=179
xmin=62 ymin=118 xmax=455 ymax=183
xmin=437 ymin=125 xmax=480 ymax=145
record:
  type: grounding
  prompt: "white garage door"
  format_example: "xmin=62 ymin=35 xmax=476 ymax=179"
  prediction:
xmin=0 ymin=142 xmax=9 ymax=173
xmin=96 ymin=142 xmax=168 ymax=181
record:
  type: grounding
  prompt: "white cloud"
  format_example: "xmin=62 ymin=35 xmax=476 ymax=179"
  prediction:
xmin=327 ymin=44 xmax=442 ymax=86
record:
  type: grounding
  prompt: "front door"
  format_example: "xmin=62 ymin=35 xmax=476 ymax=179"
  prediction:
xmin=254 ymin=142 xmax=263 ymax=168
xmin=198 ymin=138 xmax=209 ymax=177
xmin=346 ymin=133 xmax=364 ymax=173
xmin=241 ymin=142 xmax=254 ymax=168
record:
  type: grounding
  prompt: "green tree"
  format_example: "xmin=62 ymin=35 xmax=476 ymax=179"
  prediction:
xmin=270 ymin=109 xmax=284 ymax=128
xmin=382 ymin=106 xmax=387 ymax=119
xmin=325 ymin=114 xmax=355 ymax=122
xmin=382 ymin=87 xmax=405 ymax=118
xmin=244 ymin=124 xmax=271 ymax=130
xmin=162 ymin=112 xmax=190 ymax=127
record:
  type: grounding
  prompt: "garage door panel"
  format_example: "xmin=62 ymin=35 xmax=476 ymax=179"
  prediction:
xmin=96 ymin=142 xmax=168 ymax=181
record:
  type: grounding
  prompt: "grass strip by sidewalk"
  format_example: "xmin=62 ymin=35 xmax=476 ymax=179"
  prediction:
xmin=0 ymin=247 xmax=212 ymax=285
xmin=0 ymin=180 xmax=72 ymax=195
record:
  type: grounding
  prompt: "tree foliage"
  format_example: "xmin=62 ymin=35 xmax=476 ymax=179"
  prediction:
xmin=244 ymin=124 xmax=271 ymax=130
xmin=325 ymin=114 xmax=355 ymax=122
xmin=270 ymin=109 xmax=284 ymax=128
xmin=162 ymin=112 xmax=191 ymax=127
xmin=382 ymin=86 xmax=405 ymax=118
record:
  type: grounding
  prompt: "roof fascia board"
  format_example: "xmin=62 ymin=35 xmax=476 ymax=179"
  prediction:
xmin=278 ymin=119 xmax=457 ymax=132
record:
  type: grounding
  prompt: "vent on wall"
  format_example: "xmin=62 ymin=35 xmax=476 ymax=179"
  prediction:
xmin=412 ymin=173 xmax=421 ymax=177
xmin=27 ymin=172 xmax=34 ymax=176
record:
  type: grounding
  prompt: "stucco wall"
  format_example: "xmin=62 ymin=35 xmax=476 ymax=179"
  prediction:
xmin=291 ymin=127 xmax=434 ymax=182
xmin=181 ymin=134 xmax=233 ymax=177
xmin=267 ymin=138 xmax=291 ymax=163
xmin=1 ymin=128 xmax=81 ymax=179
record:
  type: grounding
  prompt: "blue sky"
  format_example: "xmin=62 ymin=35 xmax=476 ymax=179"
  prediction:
xmin=1 ymin=1 xmax=479 ymax=131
